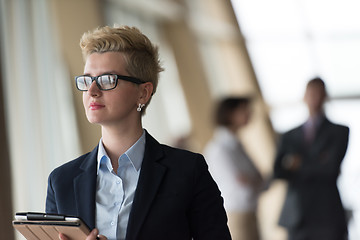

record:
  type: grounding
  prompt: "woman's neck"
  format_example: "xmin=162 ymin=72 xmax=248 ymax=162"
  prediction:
xmin=101 ymin=123 xmax=143 ymax=169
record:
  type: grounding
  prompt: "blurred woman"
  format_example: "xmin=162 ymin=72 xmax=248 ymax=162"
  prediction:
xmin=204 ymin=97 xmax=264 ymax=240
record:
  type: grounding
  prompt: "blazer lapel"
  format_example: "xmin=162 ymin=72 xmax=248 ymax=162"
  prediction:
xmin=126 ymin=132 xmax=167 ymax=239
xmin=307 ymin=118 xmax=330 ymax=156
xmin=74 ymin=147 xmax=98 ymax=229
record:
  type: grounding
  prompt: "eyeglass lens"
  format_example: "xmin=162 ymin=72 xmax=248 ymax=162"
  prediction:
xmin=76 ymin=75 xmax=117 ymax=91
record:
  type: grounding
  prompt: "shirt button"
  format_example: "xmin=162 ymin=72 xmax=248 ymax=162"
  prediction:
xmin=116 ymin=181 xmax=121 ymax=184
xmin=111 ymin=221 xmax=115 ymax=226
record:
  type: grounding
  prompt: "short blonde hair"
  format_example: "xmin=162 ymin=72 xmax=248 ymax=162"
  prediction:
xmin=80 ymin=26 xmax=164 ymax=94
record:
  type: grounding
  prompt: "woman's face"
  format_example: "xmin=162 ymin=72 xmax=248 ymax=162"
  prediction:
xmin=82 ymin=52 xmax=143 ymax=127
xmin=230 ymin=105 xmax=251 ymax=130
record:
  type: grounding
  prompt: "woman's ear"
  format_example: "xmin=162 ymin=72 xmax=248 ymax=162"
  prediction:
xmin=139 ymin=82 xmax=154 ymax=104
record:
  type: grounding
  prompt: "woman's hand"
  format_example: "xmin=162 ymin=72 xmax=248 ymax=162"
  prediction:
xmin=58 ymin=228 xmax=107 ymax=240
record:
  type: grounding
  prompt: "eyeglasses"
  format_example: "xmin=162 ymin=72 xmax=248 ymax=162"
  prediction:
xmin=75 ymin=74 xmax=144 ymax=91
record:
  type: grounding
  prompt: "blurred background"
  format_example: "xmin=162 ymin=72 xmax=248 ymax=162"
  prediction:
xmin=0 ymin=0 xmax=359 ymax=239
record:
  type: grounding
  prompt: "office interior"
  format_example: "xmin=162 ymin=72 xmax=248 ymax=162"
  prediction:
xmin=0 ymin=0 xmax=359 ymax=239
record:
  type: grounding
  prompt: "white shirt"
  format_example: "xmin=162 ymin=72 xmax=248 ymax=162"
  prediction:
xmin=95 ymin=131 xmax=145 ymax=240
xmin=204 ymin=127 xmax=262 ymax=212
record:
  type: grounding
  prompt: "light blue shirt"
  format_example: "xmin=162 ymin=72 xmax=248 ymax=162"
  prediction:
xmin=95 ymin=131 xmax=145 ymax=240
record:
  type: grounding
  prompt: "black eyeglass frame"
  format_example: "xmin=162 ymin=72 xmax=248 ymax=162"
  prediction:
xmin=75 ymin=74 xmax=144 ymax=91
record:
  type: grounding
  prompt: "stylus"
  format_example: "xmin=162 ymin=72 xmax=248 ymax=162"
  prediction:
xmin=22 ymin=212 xmax=65 ymax=221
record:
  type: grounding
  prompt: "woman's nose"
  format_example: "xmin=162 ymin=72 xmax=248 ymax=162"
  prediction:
xmin=87 ymin=81 xmax=101 ymax=97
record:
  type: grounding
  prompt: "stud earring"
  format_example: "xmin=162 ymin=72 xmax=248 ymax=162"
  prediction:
xmin=137 ymin=103 xmax=145 ymax=112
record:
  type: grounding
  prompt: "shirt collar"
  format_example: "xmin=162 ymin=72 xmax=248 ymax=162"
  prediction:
xmin=305 ymin=113 xmax=325 ymax=129
xmin=215 ymin=127 xmax=238 ymax=142
xmin=97 ymin=130 xmax=146 ymax=175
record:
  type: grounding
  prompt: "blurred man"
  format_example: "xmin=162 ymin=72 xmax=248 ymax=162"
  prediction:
xmin=273 ymin=77 xmax=349 ymax=240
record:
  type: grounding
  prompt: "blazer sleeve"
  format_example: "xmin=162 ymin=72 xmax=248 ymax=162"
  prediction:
xmin=189 ymin=154 xmax=232 ymax=240
xmin=45 ymin=171 xmax=58 ymax=214
xmin=273 ymin=132 xmax=294 ymax=180
xmin=296 ymin=125 xmax=349 ymax=181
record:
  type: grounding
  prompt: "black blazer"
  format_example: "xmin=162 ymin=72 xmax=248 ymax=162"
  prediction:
xmin=46 ymin=131 xmax=231 ymax=240
xmin=273 ymin=118 xmax=349 ymax=232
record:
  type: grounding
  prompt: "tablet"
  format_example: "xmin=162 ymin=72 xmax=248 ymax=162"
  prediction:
xmin=12 ymin=212 xmax=90 ymax=240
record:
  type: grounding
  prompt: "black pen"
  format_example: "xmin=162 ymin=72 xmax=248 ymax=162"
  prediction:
xmin=15 ymin=212 xmax=77 ymax=221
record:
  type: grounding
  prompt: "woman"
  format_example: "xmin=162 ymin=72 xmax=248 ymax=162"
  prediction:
xmin=204 ymin=97 xmax=264 ymax=240
xmin=46 ymin=26 xmax=231 ymax=240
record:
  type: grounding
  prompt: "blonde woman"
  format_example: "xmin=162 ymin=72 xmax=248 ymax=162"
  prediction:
xmin=46 ymin=26 xmax=231 ymax=240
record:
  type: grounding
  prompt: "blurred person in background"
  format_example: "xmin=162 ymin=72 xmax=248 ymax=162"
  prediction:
xmin=46 ymin=25 xmax=231 ymax=240
xmin=204 ymin=96 xmax=265 ymax=240
xmin=273 ymin=77 xmax=349 ymax=240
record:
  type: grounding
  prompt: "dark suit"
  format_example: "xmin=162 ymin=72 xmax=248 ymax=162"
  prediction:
xmin=273 ymin=118 xmax=349 ymax=240
xmin=46 ymin=131 xmax=231 ymax=240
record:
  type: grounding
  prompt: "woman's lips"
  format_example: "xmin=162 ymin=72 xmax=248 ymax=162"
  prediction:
xmin=89 ymin=102 xmax=105 ymax=110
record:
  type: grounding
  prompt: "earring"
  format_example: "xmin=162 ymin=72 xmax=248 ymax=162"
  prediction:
xmin=137 ymin=103 xmax=145 ymax=112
